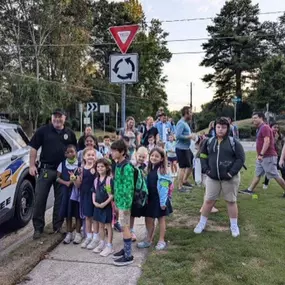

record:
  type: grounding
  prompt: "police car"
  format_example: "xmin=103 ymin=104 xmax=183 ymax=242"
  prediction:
xmin=0 ymin=122 xmax=36 ymax=227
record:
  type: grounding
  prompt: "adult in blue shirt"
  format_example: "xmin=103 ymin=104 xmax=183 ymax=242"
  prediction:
xmin=175 ymin=106 xmax=195 ymax=192
xmin=155 ymin=113 xmax=172 ymax=144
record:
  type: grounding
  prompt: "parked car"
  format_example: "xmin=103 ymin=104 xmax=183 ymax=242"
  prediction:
xmin=0 ymin=122 xmax=36 ymax=227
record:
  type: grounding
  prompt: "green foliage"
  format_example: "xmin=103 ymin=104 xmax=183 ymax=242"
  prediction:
xmin=201 ymin=0 xmax=266 ymax=103
xmin=253 ymin=55 xmax=285 ymax=113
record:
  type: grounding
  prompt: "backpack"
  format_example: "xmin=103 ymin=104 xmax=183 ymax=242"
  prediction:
xmin=94 ymin=176 xmax=112 ymax=194
xmin=206 ymin=137 xmax=247 ymax=170
xmin=122 ymin=163 xmax=148 ymax=208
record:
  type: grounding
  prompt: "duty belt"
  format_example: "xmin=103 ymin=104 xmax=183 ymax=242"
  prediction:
xmin=40 ymin=163 xmax=57 ymax=170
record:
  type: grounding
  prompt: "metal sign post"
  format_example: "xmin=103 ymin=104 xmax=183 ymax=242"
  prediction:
xmin=121 ymin=85 xmax=126 ymax=128
xmin=79 ymin=103 xmax=83 ymax=134
xmin=232 ymin=97 xmax=242 ymax=121
xmin=108 ymin=25 xmax=139 ymax=131
xmin=100 ymin=105 xmax=110 ymax=134
xmin=115 ymin=103 xmax=119 ymax=130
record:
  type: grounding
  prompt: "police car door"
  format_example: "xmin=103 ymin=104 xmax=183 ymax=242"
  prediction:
xmin=0 ymin=132 xmax=13 ymax=219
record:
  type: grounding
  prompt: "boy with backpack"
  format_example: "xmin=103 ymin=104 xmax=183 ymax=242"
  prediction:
xmin=110 ymin=139 xmax=148 ymax=266
xmin=194 ymin=117 xmax=245 ymax=238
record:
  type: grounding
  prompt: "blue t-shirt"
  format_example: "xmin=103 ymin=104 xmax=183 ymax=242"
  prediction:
xmin=175 ymin=119 xmax=191 ymax=150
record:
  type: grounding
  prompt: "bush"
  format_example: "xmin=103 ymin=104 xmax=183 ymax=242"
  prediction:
xmin=239 ymin=126 xmax=255 ymax=139
xmin=71 ymin=119 xmax=79 ymax=131
xmin=104 ymin=125 xmax=116 ymax=133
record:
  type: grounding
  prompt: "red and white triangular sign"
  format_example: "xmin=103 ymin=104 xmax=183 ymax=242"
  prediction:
xmin=109 ymin=24 xmax=139 ymax=54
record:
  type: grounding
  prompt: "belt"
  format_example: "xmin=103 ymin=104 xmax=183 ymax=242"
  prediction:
xmin=40 ymin=163 xmax=57 ymax=170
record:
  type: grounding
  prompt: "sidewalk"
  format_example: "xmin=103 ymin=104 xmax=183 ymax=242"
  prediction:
xmin=19 ymin=218 xmax=148 ymax=285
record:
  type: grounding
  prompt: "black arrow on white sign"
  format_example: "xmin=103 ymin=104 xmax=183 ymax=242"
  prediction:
xmin=87 ymin=102 xmax=98 ymax=112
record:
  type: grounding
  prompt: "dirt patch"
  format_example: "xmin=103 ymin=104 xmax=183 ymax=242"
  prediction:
xmin=243 ymin=223 xmax=258 ymax=238
xmin=168 ymin=212 xmax=228 ymax=233
xmin=192 ymin=259 xmax=211 ymax=276
xmin=0 ymin=224 xmax=64 ymax=285
xmin=247 ymin=258 xmax=265 ymax=268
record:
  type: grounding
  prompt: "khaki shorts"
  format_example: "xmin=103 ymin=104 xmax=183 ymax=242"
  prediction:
xmin=205 ymin=174 xmax=240 ymax=202
xmin=118 ymin=210 xmax=131 ymax=228
xmin=255 ymin=156 xmax=280 ymax=179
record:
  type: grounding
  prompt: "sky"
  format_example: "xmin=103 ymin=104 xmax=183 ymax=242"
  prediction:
xmin=111 ymin=0 xmax=285 ymax=111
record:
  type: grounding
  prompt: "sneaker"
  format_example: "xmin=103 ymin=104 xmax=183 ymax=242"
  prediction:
xmin=230 ymin=225 xmax=240 ymax=238
xmin=194 ymin=222 xmax=206 ymax=234
xmin=113 ymin=256 xmax=134 ymax=266
xmin=178 ymin=187 xmax=190 ymax=193
xmin=93 ymin=240 xmax=105 ymax=253
xmin=81 ymin=238 xmax=92 ymax=248
xmin=73 ymin=233 xmax=82 ymax=244
xmin=87 ymin=238 xmax=100 ymax=250
xmin=33 ymin=230 xmax=42 ymax=240
xmin=262 ymin=184 xmax=268 ymax=190
xmin=155 ymin=241 xmax=167 ymax=250
xmin=114 ymin=222 xmax=122 ymax=232
xmin=239 ymin=189 xmax=254 ymax=195
xmin=112 ymin=249 xmax=125 ymax=259
xmin=63 ymin=232 xmax=73 ymax=244
xmin=100 ymin=245 xmax=114 ymax=257
xmin=137 ymin=241 xmax=152 ymax=249
xmin=131 ymin=232 xmax=137 ymax=242
xmin=183 ymin=182 xmax=193 ymax=188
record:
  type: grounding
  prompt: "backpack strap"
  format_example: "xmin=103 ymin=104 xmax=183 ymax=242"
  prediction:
xmin=106 ymin=176 xmax=111 ymax=187
xmin=94 ymin=176 xmax=99 ymax=190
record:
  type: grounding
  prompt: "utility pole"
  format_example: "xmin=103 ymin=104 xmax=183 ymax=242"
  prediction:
xmin=190 ymin=82 xmax=193 ymax=111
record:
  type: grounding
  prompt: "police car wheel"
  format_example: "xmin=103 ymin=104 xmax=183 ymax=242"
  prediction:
xmin=13 ymin=180 xmax=35 ymax=228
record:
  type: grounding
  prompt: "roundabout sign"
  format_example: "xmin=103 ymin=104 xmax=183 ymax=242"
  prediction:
xmin=110 ymin=54 xmax=138 ymax=84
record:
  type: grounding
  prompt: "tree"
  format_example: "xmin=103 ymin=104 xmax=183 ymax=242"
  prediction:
xmin=254 ymin=55 xmax=285 ymax=113
xmin=200 ymin=0 xmax=266 ymax=103
xmin=90 ymin=0 xmax=172 ymax=123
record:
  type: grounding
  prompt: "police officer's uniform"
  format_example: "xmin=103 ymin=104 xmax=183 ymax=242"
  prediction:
xmin=30 ymin=114 xmax=77 ymax=233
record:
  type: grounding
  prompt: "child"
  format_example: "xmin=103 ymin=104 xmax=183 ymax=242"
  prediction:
xmin=130 ymin=146 xmax=148 ymax=242
xmin=57 ymin=145 xmax=82 ymax=244
xmin=74 ymin=148 xmax=100 ymax=249
xmin=165 ymin=134 xmax=178 ymax=177
xmin=100 ymin=135 xmax=112 ymax=159
xmin=78 ymin=135 xmax=103 ymax=165
xmin=92 ymin=158 xmax=114 ymax=256
xmin=111 ymin=139 xmax=135 ymax=266
xmin=147 ymin=135 xmax=156 ymax=153
xmin=137 ymin=147 xmax=173 ymax=250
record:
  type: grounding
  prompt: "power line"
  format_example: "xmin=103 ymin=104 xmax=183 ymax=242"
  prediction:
xmin=0 ymin=33 xmax=278 ymax=48
xmin=0 ymin=70 xmax=184 ymax=104
xmin=157 ymin=10 xmax=285 ymax=23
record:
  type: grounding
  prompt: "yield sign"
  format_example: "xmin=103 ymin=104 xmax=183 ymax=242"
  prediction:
xmin=109 ymin=24 xmax=139 ymax=54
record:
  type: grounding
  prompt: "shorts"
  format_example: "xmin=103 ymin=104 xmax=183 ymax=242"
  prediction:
xmin=176 ymin=148 xmax=193 ymax=169
xmin=205 ymin=174 xmax=240 ymax=202
xmin=255 ymin=156 xmax=280 ymax=179
xmin=168 ymin=156 xmax=177 ymax=163
xmin=118 ymin=210 xmax=131 ymax=227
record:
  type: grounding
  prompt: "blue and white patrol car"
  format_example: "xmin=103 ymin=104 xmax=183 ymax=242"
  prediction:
xmin=0 ymin=122 xmax=36 ymax=227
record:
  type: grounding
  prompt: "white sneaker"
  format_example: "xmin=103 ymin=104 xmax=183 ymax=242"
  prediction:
xmin=87 ymin=238 xmax=100 ymax=250
xmin=73 ymin=233 xmax=83 ymax=244
xmin=100 ymin=245 xmax=114 ymax=257
xmin=230 ymin=225 xmax=240 ymax=238
xmin=81 ymin=238 xmax=92 ymax=248
xmin=93 ymin=240 xmax=105 ymax=253
xmin=63 ymin=232 xmax=73 ymax=244
xmin=194 ymin=222 xmax=206 ymax=234
xmin=263 ymin=184 xmax=268 ymax=190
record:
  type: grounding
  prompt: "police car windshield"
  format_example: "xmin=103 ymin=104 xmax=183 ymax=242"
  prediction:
xmin=5 ymin=128 xmax=27 ymax=148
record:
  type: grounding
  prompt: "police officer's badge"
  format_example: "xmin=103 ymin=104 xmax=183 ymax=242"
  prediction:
xmin=64 ymin=134 xmax=68 ymax=140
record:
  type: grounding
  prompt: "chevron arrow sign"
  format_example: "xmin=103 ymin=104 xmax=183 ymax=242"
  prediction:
xmin=86 ymin=102 xmax=98 ymax=115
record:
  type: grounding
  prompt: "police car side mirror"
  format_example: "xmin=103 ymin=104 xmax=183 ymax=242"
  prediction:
xmin=11 ymin=155 xmax=18 ymax=161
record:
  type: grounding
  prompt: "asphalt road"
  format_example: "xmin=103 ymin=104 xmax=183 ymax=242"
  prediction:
xmin=0 ymin=189 xmax=54 ymax=239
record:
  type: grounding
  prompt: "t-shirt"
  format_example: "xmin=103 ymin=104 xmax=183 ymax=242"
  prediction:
xmin=175 ymin=119 xmax=191 ymax=150
xmin=141 ymin=125 xmax=158 ymax=147
xmin=120 ymin=128 xmax=139 ymax=150
xmin=165 ymin=141 xmax=176 ymax=158
xmin=256 ymin=124 xmax=277 ymax=157
xmin=57 ymin=159 xmax=79 ymax=173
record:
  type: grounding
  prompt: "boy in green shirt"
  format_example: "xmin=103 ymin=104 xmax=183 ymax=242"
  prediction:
xmin=111 ymin=140 xmax=135 ymax=266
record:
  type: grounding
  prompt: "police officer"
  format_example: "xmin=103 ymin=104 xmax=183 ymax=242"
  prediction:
xmin=29 ymin=109 xmax=77 ymax=239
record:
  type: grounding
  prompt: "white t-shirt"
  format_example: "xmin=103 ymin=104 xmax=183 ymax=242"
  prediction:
xmin=162 ymin=123 xmax=167 ymax=143
xmin=57 ymin=159 xmax=79 ymax=173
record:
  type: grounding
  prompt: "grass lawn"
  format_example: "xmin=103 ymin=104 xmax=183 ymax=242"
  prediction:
xmin=138 ymin=152 xmax=285 ymax=285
